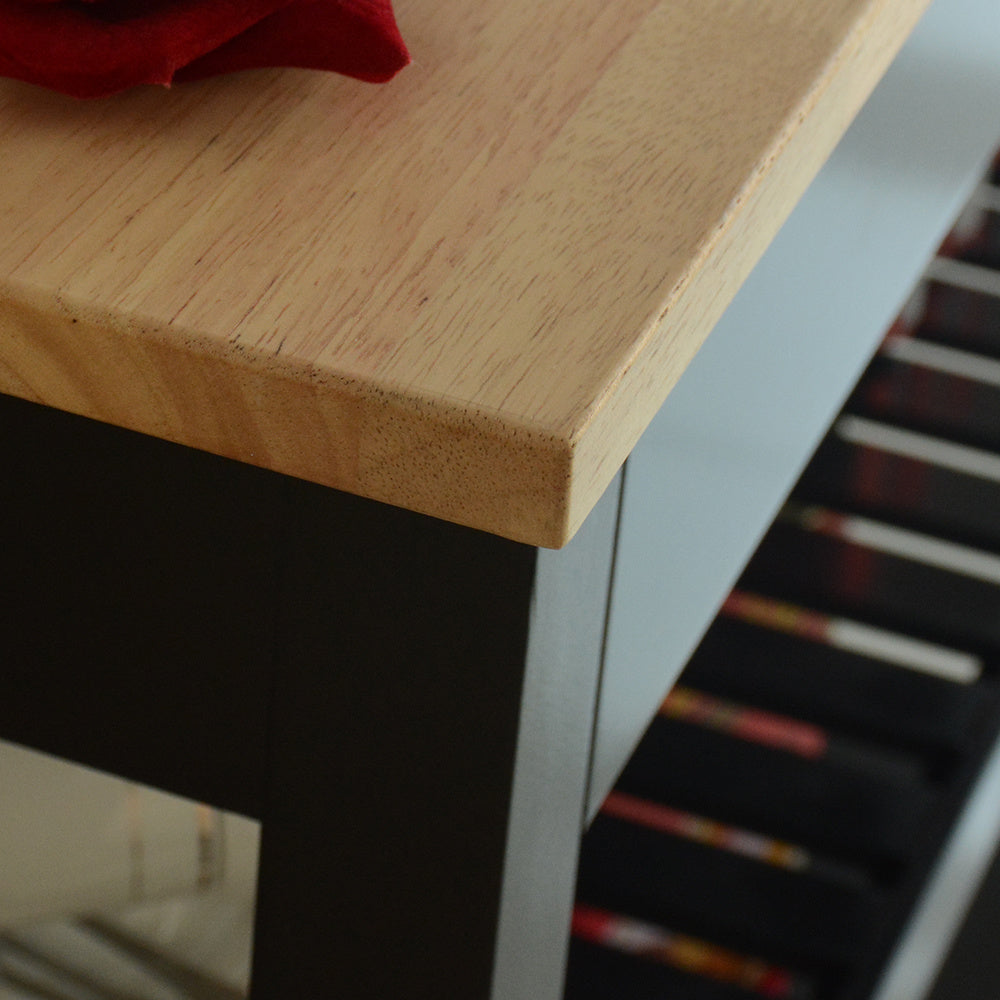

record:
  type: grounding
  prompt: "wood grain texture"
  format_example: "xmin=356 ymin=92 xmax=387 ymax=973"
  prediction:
xmin=0 ymin=0 xmax=931 ymax=546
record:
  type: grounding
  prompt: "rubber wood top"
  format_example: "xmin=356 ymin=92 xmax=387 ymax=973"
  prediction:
xmin=0 ymin=0 xmax=930 ymax=545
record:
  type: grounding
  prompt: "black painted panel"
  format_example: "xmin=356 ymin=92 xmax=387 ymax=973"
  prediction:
xmin=250 ymin=481 xmax=538 ymax=999
xmin=0 ymin=393 xmax=277 ymax=815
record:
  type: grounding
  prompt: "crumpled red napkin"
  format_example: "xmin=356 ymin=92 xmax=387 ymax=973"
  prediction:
xmin=0 ymin=0 xmax=410 ymax=99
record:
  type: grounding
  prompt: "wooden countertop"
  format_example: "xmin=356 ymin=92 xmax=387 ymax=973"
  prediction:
xmin=0 ymin=0 xmax=929 ymax=547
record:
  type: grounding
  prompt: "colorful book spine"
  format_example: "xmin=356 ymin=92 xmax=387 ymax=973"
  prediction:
xmin=783 ymin=502 xmax=1000 ymax=586
xmin=916 ymin=278 xmax=1000 ymax=358
xmin=571 ymin=904 xmax=810 ymax=999
xmin=720 ymin=590 xmax=981 ymax=684
xmin=660 ymin=683 xmax=922 ymax=784
xmin=846 ymin=344 xmax=1000 ymax=454
xmin=601 ymin=790 xmax=811 ymax=872
xmin=659 ymin=687 xmax=826 ymax=759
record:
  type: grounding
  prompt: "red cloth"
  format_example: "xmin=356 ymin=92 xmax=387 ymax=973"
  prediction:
xmin=0 ymin=0 xmax=409 ymax=98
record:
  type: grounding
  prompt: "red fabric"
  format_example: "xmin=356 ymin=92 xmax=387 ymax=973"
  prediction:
xmin=178 ymin=0 xmax=409 ymax=85
xmin=0 ymin=0 xmax=409 ymax=98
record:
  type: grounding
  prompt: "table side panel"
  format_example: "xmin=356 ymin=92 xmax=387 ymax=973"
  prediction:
xmin=588 ymin=0 xmax=1000 ymax=814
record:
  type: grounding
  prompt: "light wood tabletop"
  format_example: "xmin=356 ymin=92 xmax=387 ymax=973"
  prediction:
xmin=0 ymin=0 xmax=930 ymax=547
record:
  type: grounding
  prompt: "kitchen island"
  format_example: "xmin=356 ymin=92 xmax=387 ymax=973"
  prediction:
xmin=2 ymin=0 xmax=997 ymax=996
